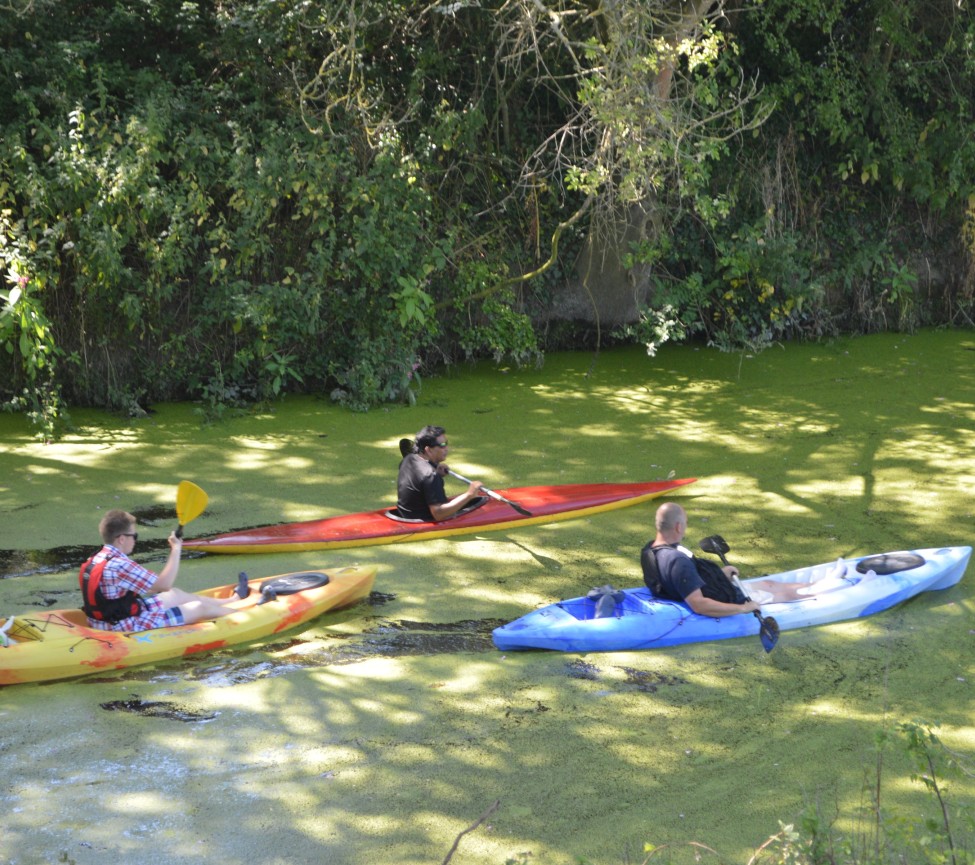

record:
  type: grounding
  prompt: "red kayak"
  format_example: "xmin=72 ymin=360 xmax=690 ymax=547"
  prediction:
xmin=184 ymin=479 xmax=696 ymax=554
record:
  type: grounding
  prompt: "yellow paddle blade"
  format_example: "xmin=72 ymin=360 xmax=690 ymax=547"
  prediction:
xmin=176 ymin=480 xmax=209 ymax=535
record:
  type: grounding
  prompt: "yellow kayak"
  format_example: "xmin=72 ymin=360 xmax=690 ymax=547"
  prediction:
xmin=0 ymin=565 xmax=376 ymax=686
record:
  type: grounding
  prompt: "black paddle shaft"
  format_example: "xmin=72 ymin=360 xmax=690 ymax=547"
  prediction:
xmin=699 ymin=535 xmax=780 ymax=653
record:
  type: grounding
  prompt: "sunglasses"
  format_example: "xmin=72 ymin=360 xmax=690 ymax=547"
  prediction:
xmin=120 ymin=532 xmax=139 ymax=541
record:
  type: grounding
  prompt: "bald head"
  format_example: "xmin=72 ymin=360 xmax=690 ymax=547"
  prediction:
xmin=655 ymin=502 xmax=686 ymax=539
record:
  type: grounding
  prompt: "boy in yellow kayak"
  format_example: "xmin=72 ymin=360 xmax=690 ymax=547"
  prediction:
xmin=80 ymin=509 xmax=248 ymax=631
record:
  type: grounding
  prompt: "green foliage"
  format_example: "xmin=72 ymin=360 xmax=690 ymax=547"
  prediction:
xmin=0 ymin=254 xmax=68 ymax=441
xmin=610 ymin=721 xmax=974 ymax=865
xmin=328 ymin=341 xmax=423 ymax=412
xmin=614 ymin=302 xmax=689 ymax=358
xmin=627 ymin=224 xmax=831 ymax=358
xmin=619 ymin=0 xmax=975 ymax=356
xmin=750 ymin=721 xmax=975 ymax=865
xmin=747 ymin=0 xmax=975 ymax=211
xmin=726 ymin=0 xmax=975 ymax=329
xmin=2 ymin=0 xmax=975 ymax=436
xmin=0 ymin=0 xmax=549 ymax=434
xmin=448 ymin=261 xmax=541 ymax=367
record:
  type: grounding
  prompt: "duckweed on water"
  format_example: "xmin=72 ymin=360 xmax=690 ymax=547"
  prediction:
xmin=0 ymin=336 xmax=973 ymax=865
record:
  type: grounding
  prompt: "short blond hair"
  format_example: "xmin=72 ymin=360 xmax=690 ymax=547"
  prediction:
xmin=99 ymin=509 xmax=136 ymax=544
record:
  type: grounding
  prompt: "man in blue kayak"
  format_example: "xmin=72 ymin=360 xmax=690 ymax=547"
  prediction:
xmin=642 ymin=502 xmax=829 ymax=616
xmin=396 ymin=425 xmax=486 ymax=521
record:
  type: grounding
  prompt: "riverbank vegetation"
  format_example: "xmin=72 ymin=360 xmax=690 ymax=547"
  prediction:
xmin=2 ymin=0 xmax=974 ymax=438
xmin=479 ymin=720 xmax=972 ymax=865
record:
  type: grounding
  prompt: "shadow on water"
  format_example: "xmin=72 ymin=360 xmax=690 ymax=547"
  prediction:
xmin=85 ymin=613 xmax=512 ymax=689
xmin=26 ymin=592 xmax=509 ymax=691
xmin=92 ymin=657 xmax=691 ymax=724
xmin=84 ymin=615 xmax=695 ymax=697
xmin=0 ymin=504 xmax=189 ymax=579
xmin=0 ymin=546 xmax=92 ymax=580
xmin=0 ymin=540 xmax=193 ymax=580
xmin=563 ymin=658 xmax=688 ymax=692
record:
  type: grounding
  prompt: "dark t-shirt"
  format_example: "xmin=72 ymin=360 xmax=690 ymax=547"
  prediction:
xmin=642 ymin=543 xmax=705 ymax=601
xmin=641 ymin=542 xmax=746 ymax=605
xmin=396 ymin=453 xmax=448 ymax=521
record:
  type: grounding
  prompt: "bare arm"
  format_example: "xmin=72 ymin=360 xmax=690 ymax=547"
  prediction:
xmin=150 ymin=532 xmax=183 ymax=592
xmin=683 ymin=587 xmax=759 ymax=618
xmin=429 ymin=480 xmax=484 ymax=522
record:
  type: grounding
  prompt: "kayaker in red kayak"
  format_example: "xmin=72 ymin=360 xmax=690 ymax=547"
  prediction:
xmin=80 ymin=509 xmax=249 ymax=632
xmin=642 ymin=503 xmax=838 ymax=616
xmin=396 ymin=425 xmax=486 ymax=521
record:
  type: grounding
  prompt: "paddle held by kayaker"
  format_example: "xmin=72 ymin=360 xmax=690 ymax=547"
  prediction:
xmin=396 ymin=425 xmax=486 ymax=521
xmin=79 ymin=509 xmax=249 ymax=632
xmin=642 ymin=502 xmax=843 ymax=616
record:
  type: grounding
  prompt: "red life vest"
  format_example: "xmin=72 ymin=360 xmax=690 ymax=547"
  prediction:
xmin=79 ymin=552 xmax=144 ymax=623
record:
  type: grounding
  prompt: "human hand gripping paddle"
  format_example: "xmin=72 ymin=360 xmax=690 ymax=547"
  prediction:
xmin=699 ymin=534 xmax=780 ymax=653
xmin=175 ymin=480 xmax=249 ymax=600
xmin=444 ymin=468 xmax=533 ymax=517
xmin=397 ymin=438 xmax=532 ymax=517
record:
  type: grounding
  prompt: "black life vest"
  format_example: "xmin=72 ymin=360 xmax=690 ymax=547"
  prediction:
xmin=79 ymin=552 xmax=144 ymax=623
xmin=641 ymin=542 xmax=745 ymax=604
xmin=640 ymin=542 xmax=671 ymax=597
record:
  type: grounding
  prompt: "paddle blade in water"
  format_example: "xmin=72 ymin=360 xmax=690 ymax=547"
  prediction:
xmin=757 ymin=613 xmax=780 ymax=653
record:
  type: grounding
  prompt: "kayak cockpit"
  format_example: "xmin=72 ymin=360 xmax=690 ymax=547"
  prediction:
xmin=557 ymin=587 xmax=675 ymax=621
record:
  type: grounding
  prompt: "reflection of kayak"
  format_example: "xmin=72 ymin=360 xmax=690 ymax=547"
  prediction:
xmin=0 ymin=565 xmax=376 ymax=686
xmin=492 ymin=546 xmax=971 ymax=653
xmin=184 ymin=479 xmax=697 ymax=554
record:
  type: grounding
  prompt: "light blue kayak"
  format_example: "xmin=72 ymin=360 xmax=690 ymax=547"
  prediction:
xmin=492 ymin=546 xmax=972 ymax=653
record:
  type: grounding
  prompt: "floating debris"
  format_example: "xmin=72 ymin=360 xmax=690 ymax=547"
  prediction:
xmin=100 ymin=698 xmax=217 ymax=722
xmin=565 ymin=659 xmax=600 ymax=680
xmin=618 ymin=666 xmax=688 ymax=693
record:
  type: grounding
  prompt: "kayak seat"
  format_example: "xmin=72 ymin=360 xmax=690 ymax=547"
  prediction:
xmin=855 ymin=552 xmax=925 ymax=575
xmin=259 ymin=572 xmax=330 ymax=595
xmin=384 ymin=510 xmax=430 ymax=524
xmin=383 ymin=496 xmax=490 ymax=524
xmin=587 ymin=585 xmax=625 ymax=618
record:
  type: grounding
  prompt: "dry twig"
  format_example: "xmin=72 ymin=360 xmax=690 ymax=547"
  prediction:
xmin=441 ymin=799 xmax=502 ymax=865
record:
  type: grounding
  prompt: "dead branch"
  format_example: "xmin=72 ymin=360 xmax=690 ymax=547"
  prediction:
xmin=440 ymin=799 xmax=502 ymax=865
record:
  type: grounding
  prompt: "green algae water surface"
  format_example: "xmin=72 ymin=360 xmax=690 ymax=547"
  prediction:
xmin=0 ymin=333 xmax=973 ymax=865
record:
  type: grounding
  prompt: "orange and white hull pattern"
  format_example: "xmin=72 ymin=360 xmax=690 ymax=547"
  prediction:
xmin=0 ymin=565 xmax=376 ymax=686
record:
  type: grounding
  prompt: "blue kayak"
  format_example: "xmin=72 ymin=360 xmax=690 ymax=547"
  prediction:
xmin=492 ymin=546 xmax=972 ymax=653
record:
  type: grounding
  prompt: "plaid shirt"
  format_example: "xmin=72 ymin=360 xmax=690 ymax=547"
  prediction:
xmin=85 ymin=544 xmax=170 ymax=632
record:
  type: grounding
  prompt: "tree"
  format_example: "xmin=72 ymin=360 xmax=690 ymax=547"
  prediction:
xmin=293 ymin=0 xmax=771 ymax=339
